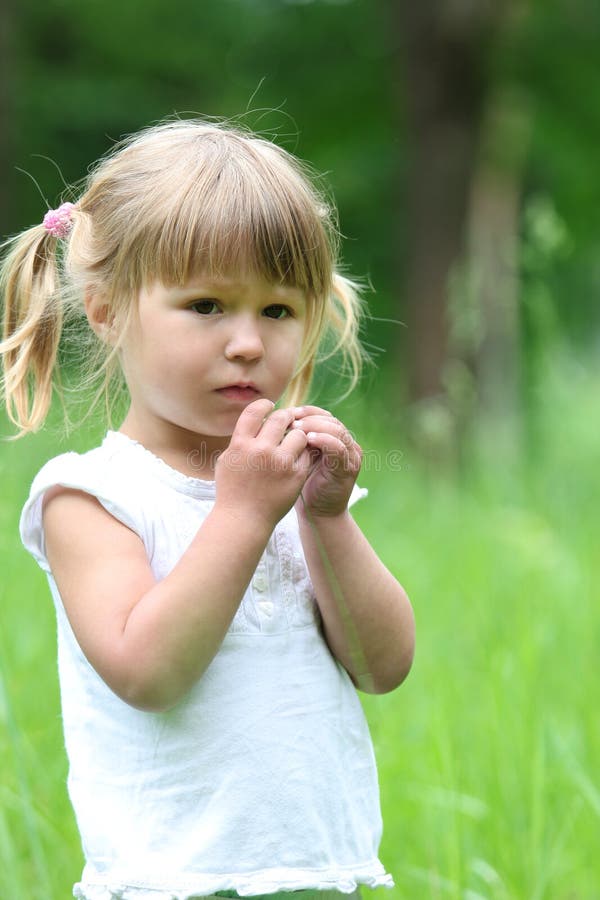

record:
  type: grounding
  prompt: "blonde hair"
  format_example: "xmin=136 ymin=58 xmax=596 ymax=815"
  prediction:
xmin=1 ymin=118 xmax=365 ymax=435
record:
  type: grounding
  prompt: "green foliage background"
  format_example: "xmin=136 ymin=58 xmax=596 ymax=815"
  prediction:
xmin=4 ymin=0 xmax=600 ymax=354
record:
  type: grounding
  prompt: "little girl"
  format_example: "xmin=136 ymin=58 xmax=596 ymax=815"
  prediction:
xmin=1 ymin=119 xmax=415 ymax=900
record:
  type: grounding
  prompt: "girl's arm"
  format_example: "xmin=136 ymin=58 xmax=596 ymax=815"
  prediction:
xmin=297 ymin=508 xmax=415 ymax=694
xmin=43 ymin=401 xmax=310 ymax=713
xmin=292 ymin=406 xmax=415 ymax=694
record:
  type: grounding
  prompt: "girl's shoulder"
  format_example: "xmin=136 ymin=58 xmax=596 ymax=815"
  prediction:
xmin=20 ymin=432 xmax=145 ymax=572
xmin=25 ymin=433 xmax=140 ymax=513
xmin=29 ymin=436 xmax=119 ymax=488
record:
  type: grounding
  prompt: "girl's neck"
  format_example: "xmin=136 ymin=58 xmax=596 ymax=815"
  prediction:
xmin=118 ymin=411 xmax=230 ymax=481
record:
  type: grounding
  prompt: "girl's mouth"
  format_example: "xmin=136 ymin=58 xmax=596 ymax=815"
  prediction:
xmin=216 ymin=385 xmax=261 ymax=403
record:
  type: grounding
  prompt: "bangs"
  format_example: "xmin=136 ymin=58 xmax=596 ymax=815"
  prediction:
xmin=115 ymin=131 xmax=337 ymax=298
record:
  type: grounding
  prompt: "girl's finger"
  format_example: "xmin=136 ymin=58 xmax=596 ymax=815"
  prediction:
xmin=256 ymin=406 xmax=297 ymax=444
xmin=305 ymin=431 xmax=351 ymax=459
xmin=306 ymin=431 xmax=362 ymax=469
xmin=292 ymin=405 xmax=334 ymax=420
xmin=279 ymin=426 xmax=309 ymax=457
xmin=232 ymin=399 xmax=276 ymax=439
xmin=294 ymin=446 xmax=314 ymax=477
xmin=292 ymin=415 xmax=355 ymax=449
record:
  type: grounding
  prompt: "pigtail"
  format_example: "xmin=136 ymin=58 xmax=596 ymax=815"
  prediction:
xmin=0 ymin=225 xmax=64 ymax=435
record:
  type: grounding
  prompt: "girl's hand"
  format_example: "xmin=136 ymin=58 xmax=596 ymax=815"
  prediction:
xmin=291 ymin=406 xmax=362 ymax=518
xmin=215 ymin=399 xmax=312 ymax=531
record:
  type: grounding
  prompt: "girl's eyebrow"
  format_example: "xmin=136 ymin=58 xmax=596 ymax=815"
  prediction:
xmin=180 ymin=280 xmax=306 ymax=304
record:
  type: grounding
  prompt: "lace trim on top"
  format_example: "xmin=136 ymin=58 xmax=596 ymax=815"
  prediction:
xmin=103 ymin=431 xmax=217 ymax=500
xmin=73 ymin=863 xmax=393 ymax=898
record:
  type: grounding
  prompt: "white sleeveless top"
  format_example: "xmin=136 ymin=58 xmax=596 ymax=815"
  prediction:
xmin=20 ymin=431 xmax=393 ymax=899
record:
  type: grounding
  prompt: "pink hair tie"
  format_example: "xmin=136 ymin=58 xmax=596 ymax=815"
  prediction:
xmin=42 ymin=202 xmax=75 ymax=238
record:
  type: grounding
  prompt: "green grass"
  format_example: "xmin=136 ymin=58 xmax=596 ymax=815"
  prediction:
xmin=0 ymin=354 xmax=598 ymax=899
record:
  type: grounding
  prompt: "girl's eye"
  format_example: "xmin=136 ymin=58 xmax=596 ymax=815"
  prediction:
xmin=191 ymin=300 xmax=220 ymax=315
xmin=263 ymin=305 xmax=291 ymax=320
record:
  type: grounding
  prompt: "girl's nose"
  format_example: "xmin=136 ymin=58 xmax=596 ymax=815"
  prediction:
xmin=224 ymin=317 xmax=265 ymax=362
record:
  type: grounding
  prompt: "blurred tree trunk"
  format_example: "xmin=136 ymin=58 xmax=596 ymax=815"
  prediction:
xmin=462 ymin=90 xmax=531 ymax=454
xmin=0 ymin=0 xmax=14 ymax=235
xmin=397 ymin=0 xmax=506 ymax=405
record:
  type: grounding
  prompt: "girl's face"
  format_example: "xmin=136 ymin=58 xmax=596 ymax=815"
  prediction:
xmin=117 ymin=274 xmax=307 ymax=470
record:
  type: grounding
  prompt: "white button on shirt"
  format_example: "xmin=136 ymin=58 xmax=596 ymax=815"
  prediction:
xmin=258 ymin=599 xmax=274 ymax=617
xmin=253 ymin=569 xmax=267 ymax=592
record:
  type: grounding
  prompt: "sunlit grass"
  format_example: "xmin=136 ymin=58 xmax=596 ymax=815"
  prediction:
xmin=352 ymin=352 xmax=599 ymax=899
xmin=0 ymin=424 xmax=84 ymax=900
xmin=0 ymin=352 xmax=598 ymax=899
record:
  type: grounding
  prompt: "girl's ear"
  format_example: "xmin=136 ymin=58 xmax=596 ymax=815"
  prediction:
xmin=85 ymin=289 xmax=117 ymax=345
